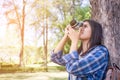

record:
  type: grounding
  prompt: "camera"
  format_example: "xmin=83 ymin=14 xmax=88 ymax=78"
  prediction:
xmin=70 ymin=19 xmax=83 ymax=30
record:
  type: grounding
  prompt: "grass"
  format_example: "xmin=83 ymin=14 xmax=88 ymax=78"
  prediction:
xmin=0 ymin=66 xmax=66 ymax=73
xmin=0 ymin=62 xmax=66 ymax=73
xmin=0 ymin=62 xmax=68 ymax=80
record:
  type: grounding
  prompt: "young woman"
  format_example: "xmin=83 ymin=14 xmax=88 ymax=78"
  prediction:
xmin=50 ymin=20 xmax=109 ymax=80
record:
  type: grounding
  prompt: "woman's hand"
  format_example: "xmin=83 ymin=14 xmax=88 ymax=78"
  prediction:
xmin=64 ymin=25 xmax=69 ymax=36
xmin=66 ymin=26 xmax=80 ymax=52
xmin=67 ymin=26 xmax=80 ymax=43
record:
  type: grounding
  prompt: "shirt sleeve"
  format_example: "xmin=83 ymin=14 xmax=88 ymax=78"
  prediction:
xmin=62 ymin=46 xmax=109 ymax=77
xmin=50 ymin=50 xmax=66 ymax=66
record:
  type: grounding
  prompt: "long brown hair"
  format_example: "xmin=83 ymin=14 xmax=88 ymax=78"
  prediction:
xmin=78 ymin=20 xmax=103 ymax=55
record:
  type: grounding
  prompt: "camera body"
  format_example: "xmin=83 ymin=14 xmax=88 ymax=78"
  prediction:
xmin=70 ymin=19 xmax=83 ymax=30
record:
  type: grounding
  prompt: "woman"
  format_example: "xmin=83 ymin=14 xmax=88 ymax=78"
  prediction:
xmin=50 ymin=20 xmax=109 ymax=80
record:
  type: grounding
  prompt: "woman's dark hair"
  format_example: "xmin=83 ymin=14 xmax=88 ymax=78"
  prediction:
xmin=78 ymin=19 xmax=103 ymax=55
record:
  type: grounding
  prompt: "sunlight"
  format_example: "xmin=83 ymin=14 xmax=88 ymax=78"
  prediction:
xmin=0 ymin=0 xmax=119 ymax=80
xmin=0 ymin=27 xmax=6 ymax=39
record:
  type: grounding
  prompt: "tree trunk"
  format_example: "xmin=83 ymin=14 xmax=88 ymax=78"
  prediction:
xmin=90 ymin=0 xmax=120 ymax=66
xmin=45 ymin=16 xmax=48 ymax=72
xmin=19 ymin=0 xmax=25 ymax=66
xmin=43 ymin=13 xmax=48 ymax=72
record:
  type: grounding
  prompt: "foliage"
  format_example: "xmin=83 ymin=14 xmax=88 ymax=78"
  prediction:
xmin=50 ymin=5 xmax=91 ymax=54
xmin=74 ymin=6 xmax=91 ymax=21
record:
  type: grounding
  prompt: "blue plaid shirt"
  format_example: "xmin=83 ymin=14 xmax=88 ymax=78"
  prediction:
xmin=50 ymin=45 xmax=109 ymax=80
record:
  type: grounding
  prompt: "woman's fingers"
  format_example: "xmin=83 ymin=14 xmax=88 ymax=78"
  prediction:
xmin=64 ymin=25 xmax=71 ymax=35
xmin=68 ymin=26 xmax=76 ymax=34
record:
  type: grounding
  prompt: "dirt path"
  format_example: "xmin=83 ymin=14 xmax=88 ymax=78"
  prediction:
xmin=0 ymin=72 xmax=68 ymax=80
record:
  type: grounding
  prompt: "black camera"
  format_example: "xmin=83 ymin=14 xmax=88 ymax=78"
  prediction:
xmin=70 ymin=19 xmax=83 ymax=30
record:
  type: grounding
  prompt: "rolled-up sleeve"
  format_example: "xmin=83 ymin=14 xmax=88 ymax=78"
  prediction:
xmin=50 ymin=50 xmax=79 ymax=66
xmin=50 ymin=50 xmax=66 ymax=66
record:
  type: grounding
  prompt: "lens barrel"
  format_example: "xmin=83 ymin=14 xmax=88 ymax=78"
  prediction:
xmin=70 ymin=19 xmax=83 ymax=30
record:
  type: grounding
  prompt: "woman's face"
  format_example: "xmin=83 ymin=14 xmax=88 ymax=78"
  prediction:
xmin=79 ymin=21 xmax=92 ymax=41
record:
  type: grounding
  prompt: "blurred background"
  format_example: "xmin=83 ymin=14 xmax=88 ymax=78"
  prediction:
xmin=0 ymin=0 xmax=90 ymax=80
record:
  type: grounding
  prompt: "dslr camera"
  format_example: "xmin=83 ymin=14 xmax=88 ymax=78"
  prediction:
xmin=70 ymin=19 xmax=83 ymax=30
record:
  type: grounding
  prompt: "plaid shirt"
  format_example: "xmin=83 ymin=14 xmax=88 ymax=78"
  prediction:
xmin=50 ymin=45 xmax=109 ymax=80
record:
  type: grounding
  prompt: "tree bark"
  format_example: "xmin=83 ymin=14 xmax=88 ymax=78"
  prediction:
xmin=90 ymin=0 xmax=120 ymax=66
xmin=43 ymin=1 xmax=48 ymax=71
xmin=19 ymin=0 xmax=25 ymax=66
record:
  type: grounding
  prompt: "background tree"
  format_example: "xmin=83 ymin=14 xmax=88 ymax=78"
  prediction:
xmin=19 ymin=0 xmax=26 ymax=66
xmin=90 ymin=0 xmax=120 ymax=66
xmin=30 ymin=0 xmax=53 ymax=71
xmin=51 ymin=0 xmax=91 ymax=54
xmin=2 ymin=0 xmax=26 ymax=66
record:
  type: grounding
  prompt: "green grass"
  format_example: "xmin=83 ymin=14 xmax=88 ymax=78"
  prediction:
xmin=0 ymin=64 xmax=66 ymax=73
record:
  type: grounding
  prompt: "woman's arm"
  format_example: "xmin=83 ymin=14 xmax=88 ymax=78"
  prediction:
xmin=54 ymin=34 xmax=68 ymax=53
xmin=50 ymin=26 xmax=69 ymax=66
xmin=54 ymin=25 xmax=70 ymax=53
xmin=51 ymin=26 xmax=79 ymax=65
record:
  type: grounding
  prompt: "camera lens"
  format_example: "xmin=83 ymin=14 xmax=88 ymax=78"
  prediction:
xmin=70 ymin=19 xmax=83 ymax=30
xmin=70 ymin=19 xmax=77 ymax=26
